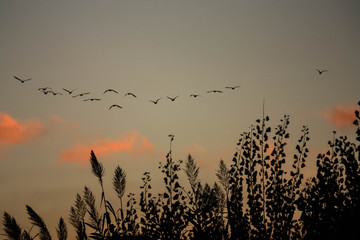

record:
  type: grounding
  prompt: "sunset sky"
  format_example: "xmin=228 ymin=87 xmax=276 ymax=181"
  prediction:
xmin=1 ymin=0 xmax=359 ymax=238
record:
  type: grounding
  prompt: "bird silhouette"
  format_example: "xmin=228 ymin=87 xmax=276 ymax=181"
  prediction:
xmin=38 ymin=87 xmax=51 ymax=92
xmin=48 ymin=91 xmax=63 ymax=96
xmin=207 ymin=90 xmax=223 ymax=93
xmin=104 ymin=89 xmax=118 ymax=94
xmin=63 ymin=88 xmax=76 ymax=94
xmin=124 ymin=92 xmax=137 ymax=98
xmin=109 ymin=104 xmax=122 ymax=110
xmin=150 ymin=98 xmax=162 ymax=104
xmin=84 ymin=98 xmax=101 ymax=101
xmin=316 ymin=69 xmax=328 ymax=75
xmin=225 ymin=86 xmax=240 ymax=90
xmin=72 ymin=92 xmax=90 ymax=98
xmin=167 ymin=96 xmax=179 ymax=101
xmin=14 ymin=76 xmax=32 ymax=83
xmin=190 ymin=94 xmax=202 ymax=98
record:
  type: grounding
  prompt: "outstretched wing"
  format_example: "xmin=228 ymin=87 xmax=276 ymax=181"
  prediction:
xmin=63 ymin=88 xmax=71 ymax=93
xmin=14 ymin=76 xmax=22 ymax=81
xmin=109 ymin=104 xmax=122 ymax=110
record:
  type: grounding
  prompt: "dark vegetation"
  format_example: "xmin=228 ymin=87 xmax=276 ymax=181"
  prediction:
xmin=2 ymin=101 xmax=360 ymax=240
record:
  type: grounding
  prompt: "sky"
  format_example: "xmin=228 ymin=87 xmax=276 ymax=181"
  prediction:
xmin=0 ymin=0 xmax=360 ymax=238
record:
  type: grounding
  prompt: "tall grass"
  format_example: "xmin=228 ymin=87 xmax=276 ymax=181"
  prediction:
xmin=2 ymin=101 xmax=360 ymax=239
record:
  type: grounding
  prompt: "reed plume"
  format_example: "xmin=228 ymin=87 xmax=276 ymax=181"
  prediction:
xmin=216 ymin=159 xmax=230 ymax=193
xmin=184 ymin=154 xmax=200 ymax=195
xmin=90 ymin=150 xmax=104 ymax=185
xmin=113 ymin=166 xmax=126 ymax=221
xmin=26 ymin=205 xmax=52 ymax=240
xmin=69 ymin=194 xmax=87 ymax=240
xmin=83 ymin=186 xmax=101 ymax=232
xmin=2 ymin=212 xmax=22 ymax=240
xmin=56 ymin=217 xmax=67 ymax=240
xmin=89 ymin=150 xmax=109 ymax=228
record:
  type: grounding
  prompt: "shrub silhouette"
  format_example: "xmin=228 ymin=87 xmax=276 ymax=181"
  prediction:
xmin=2 ymin=101 xmax=360 ymax=239
xmin=298 ymin=104 xmax=360 ymax=240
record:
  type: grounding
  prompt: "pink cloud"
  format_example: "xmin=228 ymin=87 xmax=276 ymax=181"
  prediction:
xmin=185 ymin=143 xmax=207 ymax=155
xmin=49 ymin=115 xmax=78 ymax=132
xmin=60 ymin=131 xmax=154 ymax=163
xmin=183 ymin=143 xmax=209 ymax=169
xmin=322 ymin=104 xmax=356 ymax=129
xmin=0 ymin=112 xmax=45 ymax=146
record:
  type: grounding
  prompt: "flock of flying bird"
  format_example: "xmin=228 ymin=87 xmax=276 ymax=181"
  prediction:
xmin=13 ymin=68 xmax=327 ymax=110
xmin=12 ymin=77 xmax=242 ymax=110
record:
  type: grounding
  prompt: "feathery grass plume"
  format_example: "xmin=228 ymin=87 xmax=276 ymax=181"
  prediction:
xmin=213 ymin=183 xmax=226 ymax=211
xmin=26 ymin=205 xmax=52 ymax=240
xmin=89 ymin=150 xmax=110 ymax=230
xmin=2 ymin=212 xmax=22 ymax=240
xmin=216 ymin=159 xmax=230 ymax=193
xmin=215 ymin=159 xmax=230 ymax=234
xmin=184 ymin=154 xmax=200 ymax=195
xmin=90 ymin=150 xmax=104 ymax=185
xmin=69 ymin=194 xmax=87 ymax=240
xmin=56 ymin=217 xmax=67 ymax=240
xmin=113 ymin=166 xmax=126 ymax=199
xmin=113 ymin=166 xmax=126 ymax=222
xmin=69 ymin=194 xmax=87 ymax=225
xmin=83 ymin=186 xmax=101 ymax=232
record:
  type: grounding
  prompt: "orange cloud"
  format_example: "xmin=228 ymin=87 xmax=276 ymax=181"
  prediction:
xmin=185 ymin=143 xmax=207 ymax=155
xmin=0 ymin=112 xmax=45 ymax=146
xmin=49 ymin=115 xmax=78 ymax=132
xmin=322 ymin=105 xmax=356 ymax=129
xmin=60 ymin=131 xmax=154 ymax=163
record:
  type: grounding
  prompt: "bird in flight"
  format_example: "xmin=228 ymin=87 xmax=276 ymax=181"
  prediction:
xmin=72 ymin=92 xmax=90 ymax=98
xmin=14 ymin=76 xmax=32 ymax=83
xmin=190 ymin=94 xmax=202 ymax=98
xmin=104 ymin=89 xmax=118 ymax=94
xmin=48 ymin=91 xmax=63 ymax=96
xmin=84 ymin=98 xmax=101 ymax=101
xmin=167 ymin=96 xmax=179 ymax=101
xmin=124 ymin=92 xmax=137 ymax=98
xmin=225 ymin=86 xmax=240 ymax=90
xmin=207 ymin=90 xmax=223 ymax=93
xmin=38 ymin=87 xmax=51 ymax=92
xmin=316 ymin=69 xmax=328 ymax=75
xmin=109 ymin=104 xmax=122 ymax=110
xmin=150 ymin=98 xmax=162 ymax=104
xmin=63 ymin=88 xmax=76 ymax=94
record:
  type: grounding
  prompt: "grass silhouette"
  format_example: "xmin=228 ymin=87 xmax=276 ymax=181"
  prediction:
xmin=2 ymin=101 xmax=360 ymax=239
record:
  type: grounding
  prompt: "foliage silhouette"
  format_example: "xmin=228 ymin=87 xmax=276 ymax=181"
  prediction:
xmin=2 ymin=101 xmax=360 ymax=239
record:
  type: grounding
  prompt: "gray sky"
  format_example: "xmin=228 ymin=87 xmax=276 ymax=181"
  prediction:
xmin=1 ymin=0 xmax=359 ymax=238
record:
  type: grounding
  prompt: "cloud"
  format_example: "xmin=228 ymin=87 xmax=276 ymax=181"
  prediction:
xmin=185 ymin=143 xmax=207 ymax=155
xmin=0 ymin=112 xmax=45 ymax=146
xmin=183 ymin=143 xmax=210 ymax=169
xmin=60 ymin=131 xmax=154 ymax=163
xmin=321 ymin=104 xmax=356 ymax=129
xmin=49 ymin=115 xmax=78 ymax=132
